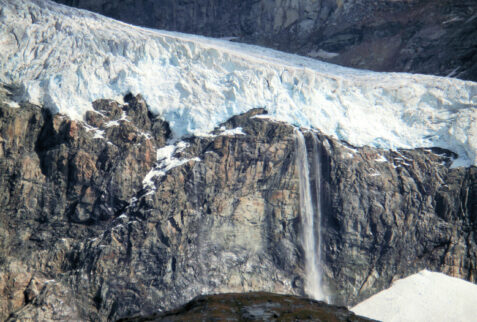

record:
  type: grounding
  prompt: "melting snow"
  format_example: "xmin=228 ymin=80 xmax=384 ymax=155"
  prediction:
xmin=351 ymin=270 xmax=477 ymax=322
xmin=1 ymin=0 xmax=476 ymax=166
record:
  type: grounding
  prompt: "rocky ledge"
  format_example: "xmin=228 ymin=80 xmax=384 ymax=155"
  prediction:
xmin=0 ymin=86 xmax=475 ymax=320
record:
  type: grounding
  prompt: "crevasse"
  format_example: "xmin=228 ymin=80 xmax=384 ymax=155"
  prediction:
xmin=1 ymin=0 xmax=476 ymax=166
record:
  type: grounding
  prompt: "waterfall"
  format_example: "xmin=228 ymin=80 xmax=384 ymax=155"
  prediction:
xmin=311 ymin=132 xmax=324 ymax=298
xmin=295 ymin=129 xmax=325 ymax=301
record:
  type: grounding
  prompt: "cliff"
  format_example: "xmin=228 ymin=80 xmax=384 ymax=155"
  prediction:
xmin=1 ymin=89 xmax=475 ymax=320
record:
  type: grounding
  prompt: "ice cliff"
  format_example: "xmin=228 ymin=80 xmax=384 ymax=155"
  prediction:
xmin=0 ymin=0 xmax=476 ymax=166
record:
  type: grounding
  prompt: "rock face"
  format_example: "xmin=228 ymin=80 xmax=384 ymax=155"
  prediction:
xmin=0 ymin=88 xmax=476 ymax=320
xmin=320 ymin=137 xmax=477 ymax=304
xmin=118 ymin=292 xmax=373 ymax=321
xmin=0 ymin=88 xmax=170 ymax=320
xmin=53 ymin=0 xmax=477 ymax=81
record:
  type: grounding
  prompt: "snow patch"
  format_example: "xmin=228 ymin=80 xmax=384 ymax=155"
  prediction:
xmin=1 ymin=0 xmax=476 ymax=166
xmin=142 ymin=142 xmax=200 ymax=189
xmin=5 ymin=101 xmax=20 ymax=108
xmin=104 ymin=120 xmax=119 ymax=128
xmin=352 ymin=270 xmax=477 ymax=322
xmin=105 ymin=111 xmax=129 ymax=127
xmin=219 ymin=126 xmax=246 ymax=136
xmin=369 ymin=170 xmax=381 ymax=177
xmin=84 ymin=123 xmax=105 ymax=139
xmin=93 ymin=130 xmax=104 ymax=139
xmin=251 ymin=115 xmax=273 ymax=120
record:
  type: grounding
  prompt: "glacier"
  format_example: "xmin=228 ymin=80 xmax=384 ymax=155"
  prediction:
xmin=1 ymin=0 xmax=476 ymax=166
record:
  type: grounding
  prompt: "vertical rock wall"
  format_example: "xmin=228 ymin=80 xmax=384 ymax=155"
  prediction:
xmin=0 ymin=92 xmax=475 ymax=320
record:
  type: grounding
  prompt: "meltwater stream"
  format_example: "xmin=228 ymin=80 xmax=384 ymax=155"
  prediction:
xmin=295 ymin=129 xmax=326 ymax=301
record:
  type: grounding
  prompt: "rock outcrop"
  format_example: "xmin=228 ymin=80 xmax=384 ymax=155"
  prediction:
xmin=53 ymin=0 xmax=477 ymax=81
xmin=0 ymin=88 xmax=170 ymax=320
xmin=118 ymin=292 xmax=373 ymax=321
xmin=0 ymin=88 xmax=475 ymax=320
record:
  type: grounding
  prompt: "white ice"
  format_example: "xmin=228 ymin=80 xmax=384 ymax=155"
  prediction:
xmin=1 ymin=0 xmax=476 ymax=166
xmin=351 ymin=270 xmax=477 ymax=322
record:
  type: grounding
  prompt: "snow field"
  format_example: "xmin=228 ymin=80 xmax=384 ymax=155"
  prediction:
xmin=352 ymin=270 xmax=477 ymax=322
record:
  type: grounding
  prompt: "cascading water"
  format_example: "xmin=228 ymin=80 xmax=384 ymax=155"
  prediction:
xmin=311 ymin=132 xmax=324 ymax=298
xmin=295 ymin=129 xmax=326 ymax=301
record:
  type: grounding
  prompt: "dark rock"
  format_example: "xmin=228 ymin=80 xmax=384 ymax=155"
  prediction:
xmin=118 ymin=292 xmax=374 ymax=321
xmin=0 ymin=90 xmax=170 ymax=320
